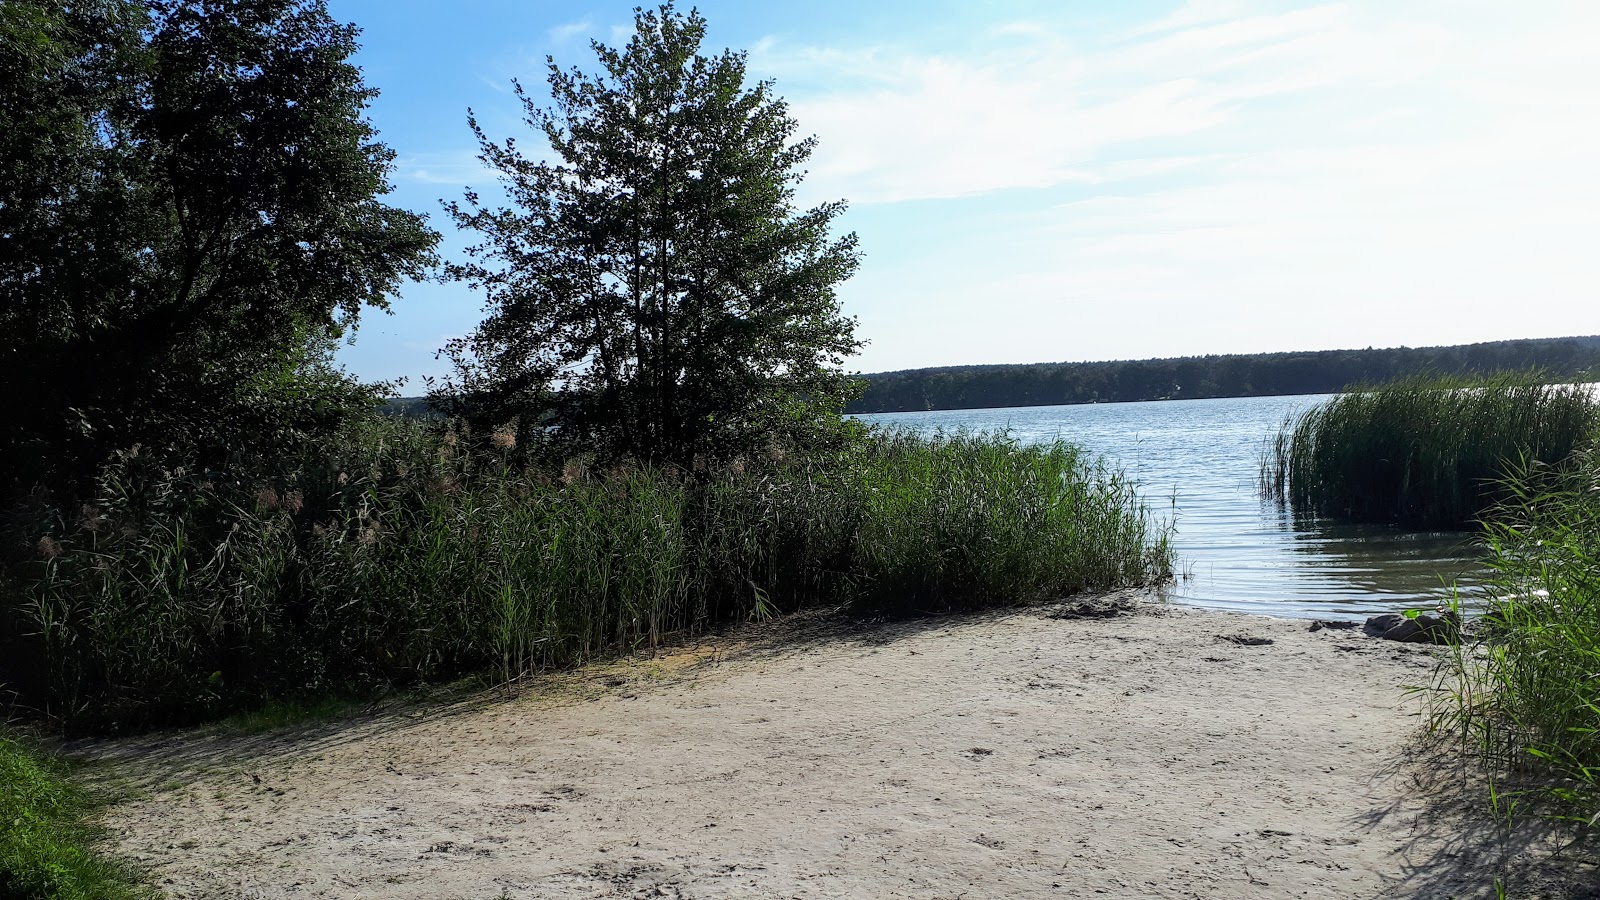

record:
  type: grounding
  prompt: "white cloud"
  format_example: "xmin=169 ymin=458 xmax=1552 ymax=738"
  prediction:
xmin=765 ymin=1 xmax=1600 ymax=370
xmin=546 ymin=19 xmax=592 ymax=44
xmin=340 ymin=0 xmax=1600 ymax=382
xmin=776 ymin=3 xmax=1490 ymax=206
xmin=395 ymin=151 xmax=498 ymax=188
xmin=1130 ymin=0 xmax=1254 ymax=36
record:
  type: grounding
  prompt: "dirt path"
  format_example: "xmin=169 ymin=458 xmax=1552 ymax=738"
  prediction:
xmin=86 ymin=597 xmax=1565 ymax=898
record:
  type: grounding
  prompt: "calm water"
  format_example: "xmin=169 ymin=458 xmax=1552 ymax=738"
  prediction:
xmin=854 ymin=394 xmax=1485 ymax=621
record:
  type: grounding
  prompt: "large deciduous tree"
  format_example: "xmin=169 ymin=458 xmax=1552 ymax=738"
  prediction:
xmin=0 ymin=0 xmax=438 ymax=498
xmin=443 ymin=3 xmax=862 ymax=465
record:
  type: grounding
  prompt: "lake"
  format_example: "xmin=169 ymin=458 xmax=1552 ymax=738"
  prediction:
xmin=854 ymin=394 xmax=1485 ymax=621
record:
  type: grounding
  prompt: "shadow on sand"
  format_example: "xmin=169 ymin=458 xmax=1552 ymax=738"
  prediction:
xmin=1354 ymin=738 xmax=1599 ymax=898
xmin=73 ymin=591 xmax=1598 ymax=898
xmin=67 ymin=590 xmax=1154 ymax=793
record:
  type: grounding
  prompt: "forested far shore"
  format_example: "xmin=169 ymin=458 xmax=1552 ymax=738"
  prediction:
xmin=845 ymin=335 xmax=1600 ymax=414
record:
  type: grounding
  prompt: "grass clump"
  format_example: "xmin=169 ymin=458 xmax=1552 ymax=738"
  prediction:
xmin=0 ymin=729 xmax=144 ymax=899
xmin=6 ymin=420 xmax=1170 ymax=732
xmin=1430 ymin=448 xmax=1600 ymax=829
xmin=215 ymin=695 xmax=367 ymax=735
xmin=1262 ymin=372 xmax=1598 ymax=528
xmin=846 ymin=431 xmax=1169 ymax=613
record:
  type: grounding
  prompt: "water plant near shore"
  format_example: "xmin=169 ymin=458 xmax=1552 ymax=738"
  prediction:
xmin=847 ymin=431 xmax=1167 ymax=612
xmin=1261 ymin=373 xmax=1599 ymax=528
xmin=6 ymin=420 xmax=1170 ymax=731
xmin=1429 ymin=447 xmax=1600 ymax=829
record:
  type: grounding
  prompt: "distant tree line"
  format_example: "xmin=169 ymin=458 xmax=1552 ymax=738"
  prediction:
xmin=846 ymin=336 xmax=1600 ymax=414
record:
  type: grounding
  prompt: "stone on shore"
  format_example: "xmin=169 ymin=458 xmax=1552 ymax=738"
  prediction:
xmin=1363 ymin=610 xmax=1459 ymax=644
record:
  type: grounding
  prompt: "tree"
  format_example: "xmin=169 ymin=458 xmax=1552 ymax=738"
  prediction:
xmin=443 ymin=3 xmax=862 ymax=465
xmin=0 ymin=0 xmax=438 ymax=498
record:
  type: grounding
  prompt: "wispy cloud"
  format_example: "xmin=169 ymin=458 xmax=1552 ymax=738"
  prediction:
xmin=394 ymin=151 xmax=498 ymax=188
xmin=546 ymin=19 xmax=592 ymax=45
xmin=758 ymin=0 xmax=1600 ymax=368
xmin=339 ymin=0 xmax=1600 ymax=381
xmin=772 ymin=3 xmax=1478 ymax=205
xmin=1130 ymin=0 xmax=1253 ymax=36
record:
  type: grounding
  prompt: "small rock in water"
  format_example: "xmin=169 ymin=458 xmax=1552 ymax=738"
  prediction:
xmin=1363 ymin=611 xmax=1459 ymax=644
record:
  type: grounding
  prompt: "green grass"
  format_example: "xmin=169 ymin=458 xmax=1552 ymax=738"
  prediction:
xmin=0 ymin=729 xmax=145 ymax=899
xmin=844 ymin=430 xmax=1170 ymax=613
xmin=1429 ymin=447 xmax=1600 ymax=829
xmin=215 ymin=695 xmax=368 ymax=735
xmin=1261 ymin=372 xmax=1599 ymax=528
xmin=7 ymin=420 xmax=1171 ymax=732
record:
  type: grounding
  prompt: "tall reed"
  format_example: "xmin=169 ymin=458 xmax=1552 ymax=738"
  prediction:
xmin=6 ymin=419 xmax=1171 ymax=731
xmin=1429 ymin=447 xmax=1600 ymax=828
xmin=847 ymin=431 xmax=1170 ymax=612
xmin=1261 ymin=373 xmax=1598 ymax=528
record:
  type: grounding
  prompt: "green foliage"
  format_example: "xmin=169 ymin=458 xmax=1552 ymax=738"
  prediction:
xmin=0 ymin=730 xmax=146 ymax=899
xmin=845 ymin=432 xmax=1170 ymax=613
xmin=10 ymin=417 xmax=1169 ymax=731
xmin=216 ymin=695 xmax=362 ymax=734
xmin=1 ymin=0 xmax=438 ymax=498
xmin=1429 ymin=447 xmax=1600 ymax=829
xmin=1261 ymin=373 xmax=1599 ymax=528
xmin=442 ymin=3 xmax=862 ymax=466
xmin=851 ymin=336 xmax=1600 ymax=413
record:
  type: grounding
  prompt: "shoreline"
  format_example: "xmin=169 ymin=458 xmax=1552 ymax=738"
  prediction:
xmin=85 ymin=596 xmax=1583 ymax=898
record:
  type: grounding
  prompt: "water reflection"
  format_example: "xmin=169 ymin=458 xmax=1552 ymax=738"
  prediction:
xmin=1276 ymin=511 xmax=1481 ymax=607
xmin=854 ymin=394 xmax=1489 ymax=620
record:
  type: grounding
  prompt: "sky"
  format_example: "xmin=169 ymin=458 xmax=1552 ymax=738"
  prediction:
xmin=326 ymin=0 xmax=1600 ymax=387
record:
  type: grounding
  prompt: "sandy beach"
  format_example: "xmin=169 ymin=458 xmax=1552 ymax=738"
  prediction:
xmin=85 ymin=595 xmax=1586 ymax=899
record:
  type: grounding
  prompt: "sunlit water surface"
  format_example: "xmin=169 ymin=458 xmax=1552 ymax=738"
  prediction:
xmin=854 ymin=394 xmax=1485 ymax=621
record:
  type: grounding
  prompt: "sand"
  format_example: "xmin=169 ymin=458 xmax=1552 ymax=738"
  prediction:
xmin=85 ymin=595 xmax=1588 ymax=898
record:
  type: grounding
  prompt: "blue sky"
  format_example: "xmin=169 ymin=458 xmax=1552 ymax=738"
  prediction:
xmin=326 ymin=0 xmax=1600 ymax=386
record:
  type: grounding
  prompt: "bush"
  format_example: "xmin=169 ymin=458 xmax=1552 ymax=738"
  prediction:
xmin=5 ymin=418 xmax=1171 ymax=731
xmin=1261 ymin=373 xmax=1599 ymax=528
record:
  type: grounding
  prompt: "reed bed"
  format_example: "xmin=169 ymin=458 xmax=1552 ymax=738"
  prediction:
xmin=1261 ymin=373 xmax=1599 ymax=528
xmin=1429 ymin=447 xmax=1600 ymax=828
xmin=7 ymin=420 xmax=1171 ymax=731
xmin=848 ymin=431 xmax=1169 ymax=613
